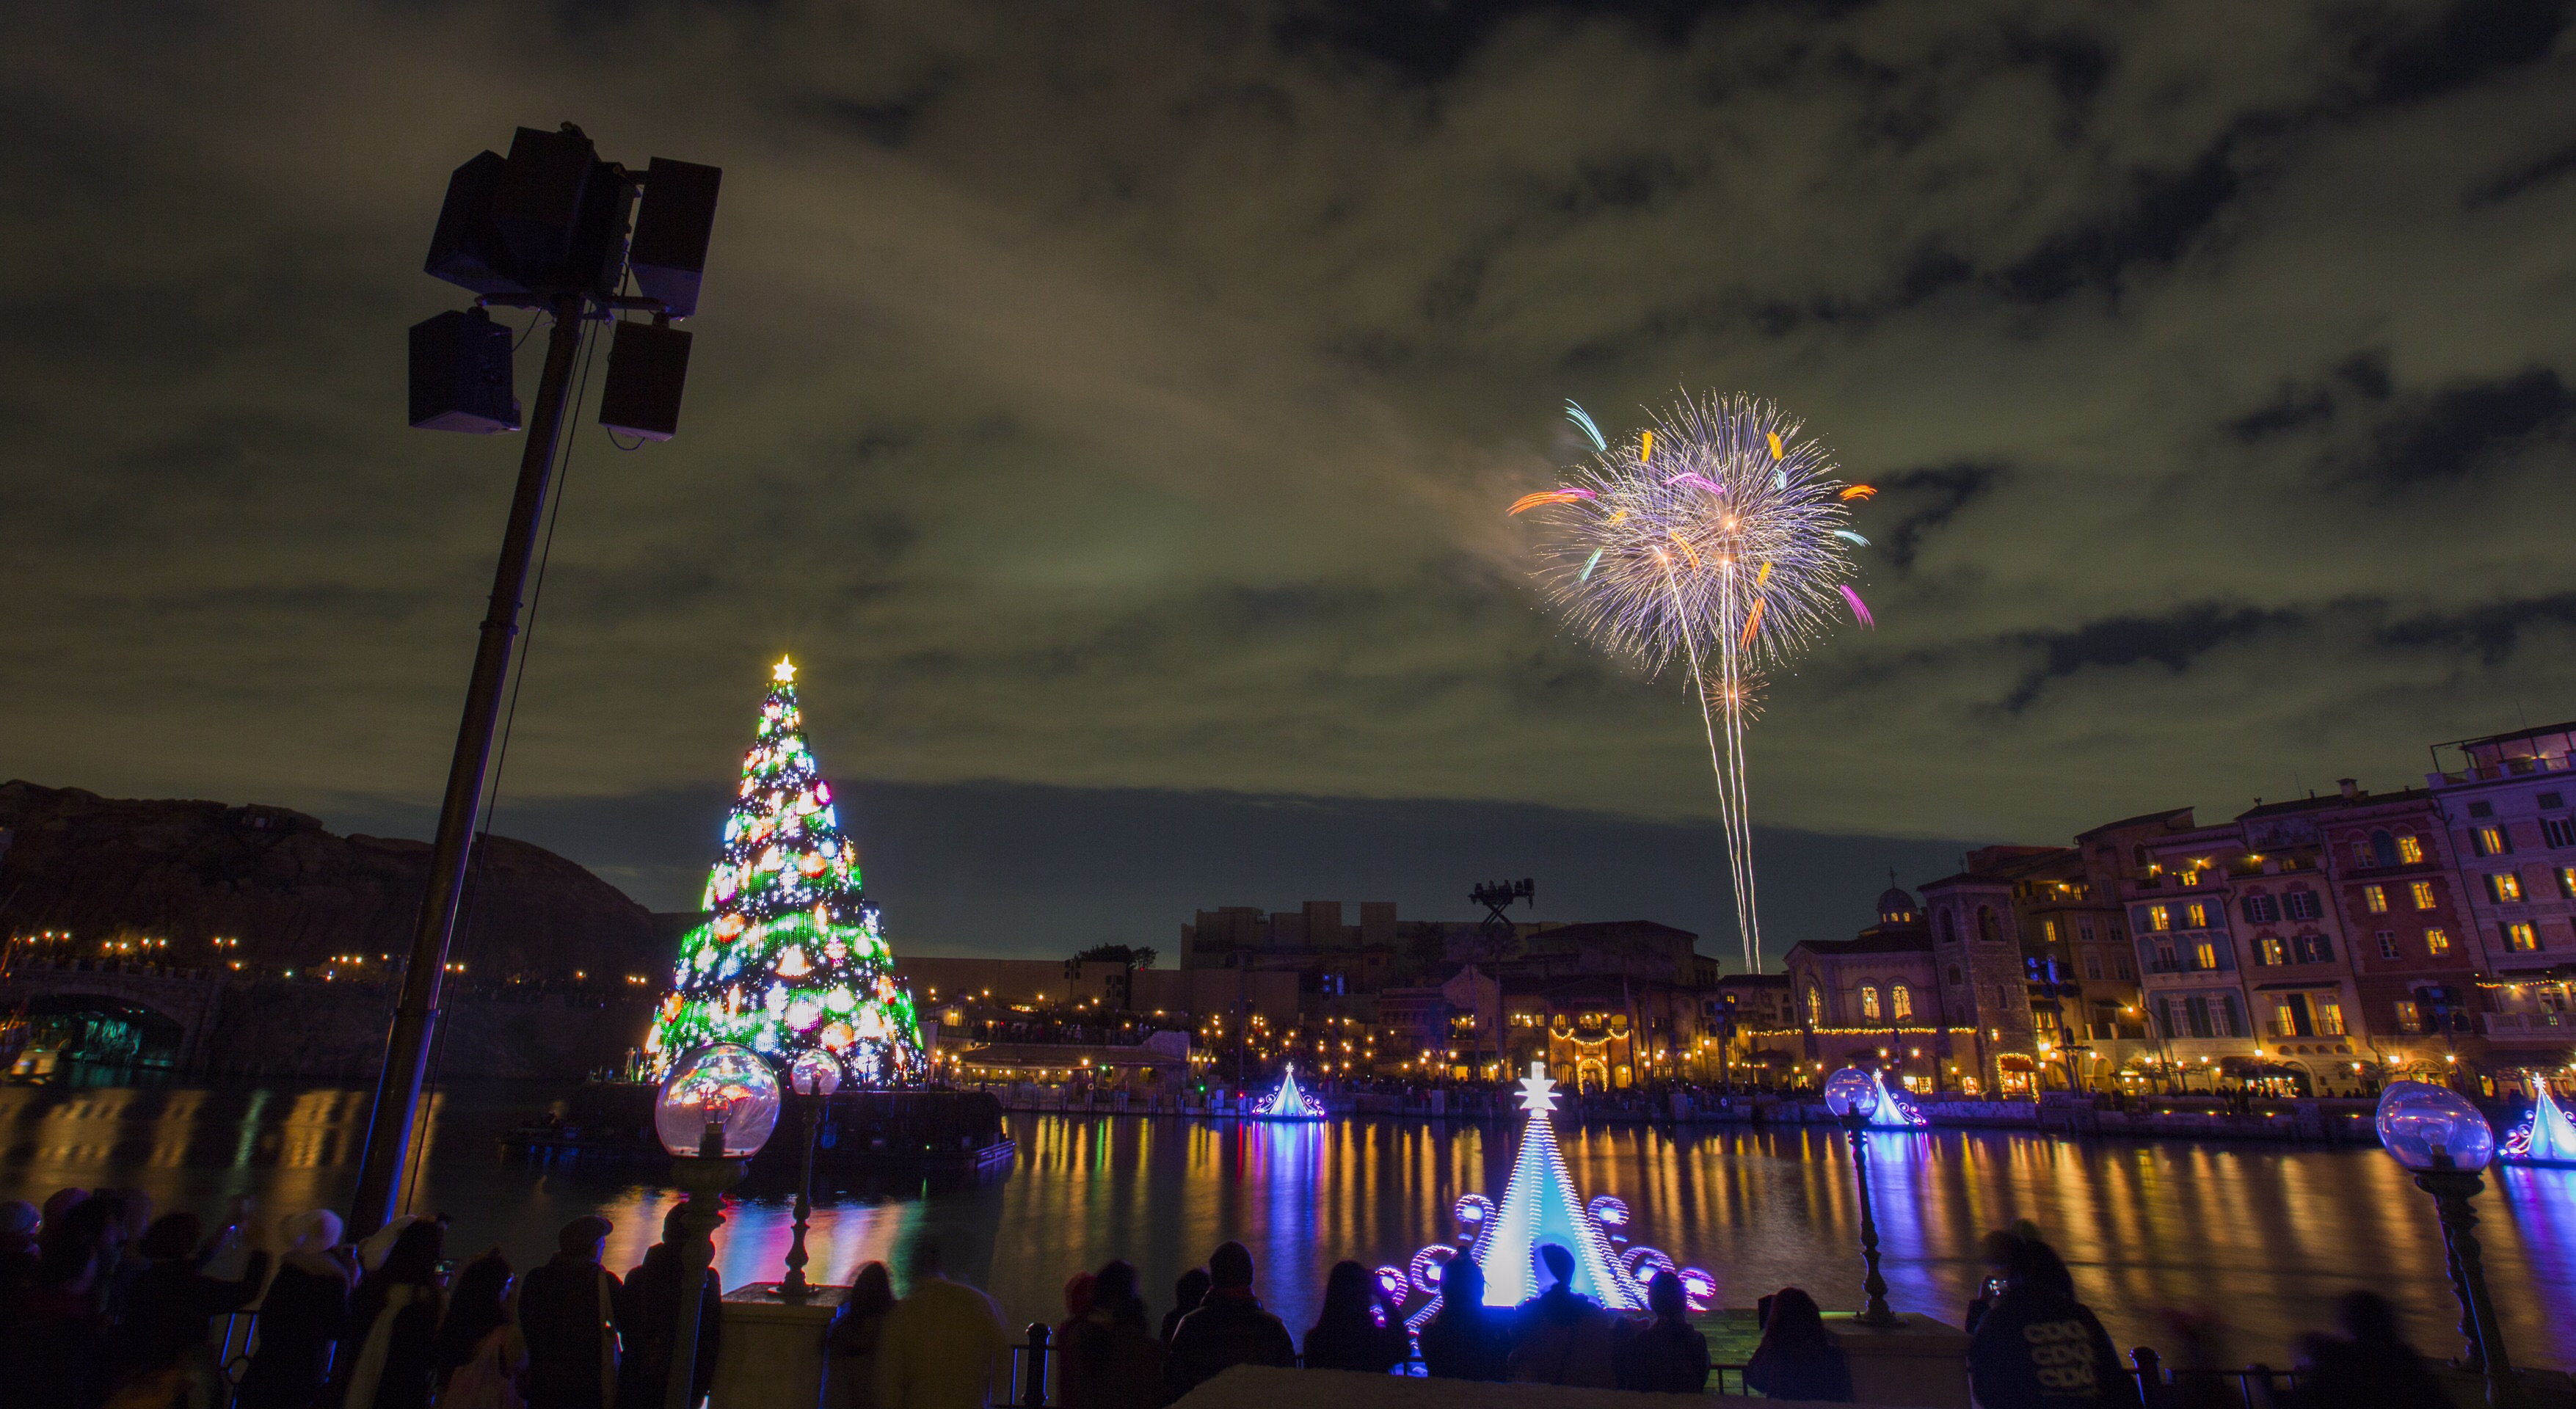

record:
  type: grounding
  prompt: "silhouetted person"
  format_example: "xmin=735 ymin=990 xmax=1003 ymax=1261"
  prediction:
xmin=114 ymin=1208 xmax=272 ymax=1394
xmin=1506 ymin=1244 xmax=1614 ymax=1388
xmin=1160 ymin=1242 xmax=1293 ymax=1403
xmin=1158 ymin=1270 xmax=1208 ymax=1347
xmin=342 ymin=1217 xmax=444 ymax=1409
xmin=827 ymin=1263 xmax=896 ymax=1409
xmin=615 ymin=1206 xmax=721 ymax=1409
xmin=2280 ymin=1291 xmax=2449 ymax=1409
xmin=1061 ymin=1260 xmax=1161 ymax=1409
xmin=1415 ymin=1259 xmax=1509 ymax=1383
xmin=1966 ymin=1233 xmax=2139 ymax=1409
xmin=1744 ymin=1287 xmax=1852 ymax=1402
xmin=1615 ymin=1272 xmax=1708 ymax=1394
xmin=239 ymin=1211 xmax=354 ymax=1409
xmin=873 ymin=1237 xmax=1011 ymax=1409
xmin=434 ymin=1251 xmax=527 ymax=1409
xmin=516 ymin=1216 xmax=622 ymax=1409
xmin=1300 ymin=1260 xmax=1405 ymax=1375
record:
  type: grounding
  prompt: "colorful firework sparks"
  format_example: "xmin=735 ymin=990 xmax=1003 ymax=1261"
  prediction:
xmin=1512 ymin=393 xmax=1875 ymax=970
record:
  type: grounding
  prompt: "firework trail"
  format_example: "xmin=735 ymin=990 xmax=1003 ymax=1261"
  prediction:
xmin=1510 ymin=393 xmax=1874 ymax=971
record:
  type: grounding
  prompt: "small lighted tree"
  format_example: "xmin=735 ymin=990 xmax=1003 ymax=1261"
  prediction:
xmin=644 ymin=657 xmax=922 ymax=1083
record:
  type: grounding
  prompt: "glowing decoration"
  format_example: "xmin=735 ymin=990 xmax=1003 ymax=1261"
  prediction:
xmin=1251 ymin=1062 xmax=1325 ymax=1120
xmin=1867 ymin=1069 xmax=1927 ymax=1129
xmin=2500 ymin=1085 xmax=2576 ymax=1165
xmin=1839 ymin=485 xmax=1875 ymax=501
xmin=1510 ymin=393 xmax=1876 ymax=971
xmin=1822 ymin=1067 xmax=1880 ymax=1120
xmin=1389 ymin=1063 xmax=1714 ymax=1329
xmin=645 ymin=657 xmax=925 ymax=1088
xmin=2376 ymin=1082 xmax=2496 ymax=1170
xmin=653 ymin=1043 xmax=782 ymax=1157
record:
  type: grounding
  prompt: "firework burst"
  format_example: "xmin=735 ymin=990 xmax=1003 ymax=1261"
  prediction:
xmin=1511 ymin=392 xmax=1875 ymax=969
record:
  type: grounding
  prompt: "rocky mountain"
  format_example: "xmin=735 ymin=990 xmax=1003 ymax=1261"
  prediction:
xmin=0 ymin=779 xmax=665 ymax=982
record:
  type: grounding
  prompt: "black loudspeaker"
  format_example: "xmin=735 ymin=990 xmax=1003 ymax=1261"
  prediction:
xmin=598 ymin=320 xmax=692 ymax=441
xmin=489 ymin=126 xmax=634 ymax=296
xmin=423 ymin=151 xmax=524 ymax=296
xmin=630 ymin=157 xmax=721 ymax=318
xmin=410 ymin=308 xmax=520 ymax=433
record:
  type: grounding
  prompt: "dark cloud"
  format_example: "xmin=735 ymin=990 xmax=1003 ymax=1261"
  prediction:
xmin=5 ymin=0 xmax=2576 ymax=955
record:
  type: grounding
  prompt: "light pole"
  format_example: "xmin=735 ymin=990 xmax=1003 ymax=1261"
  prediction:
xmin=653 ymin=1045 xmax=780 ymax=1409
xmin=1823 ymin=1066 xmax=1898 ymax=1328
xmin=2376 ymin=1082 xmax=2518 ymax=1407
xmin=782 ymin=1051 xmax=842 ymax=1298
xmin=352 ymin=125 xmax=722 ymax=1236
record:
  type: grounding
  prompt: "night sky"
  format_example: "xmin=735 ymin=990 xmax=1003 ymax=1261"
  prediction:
xmin=7 ymin=2 xmax=2574 ymax=964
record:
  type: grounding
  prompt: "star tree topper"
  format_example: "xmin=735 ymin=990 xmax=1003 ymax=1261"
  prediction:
xmin=1517 ymin=1060 xmax=1560 ymax=1113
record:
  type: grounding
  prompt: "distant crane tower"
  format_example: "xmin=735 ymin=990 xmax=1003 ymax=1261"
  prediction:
xmin=1469 ymin=878 xmax=1535 ymax=1088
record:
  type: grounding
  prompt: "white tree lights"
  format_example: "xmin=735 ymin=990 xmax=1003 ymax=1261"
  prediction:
xmin=1251 ymin=1062 xmax=1325 ymax=1119
xmin=1379 ymin=1063 xmax=1714 ymax=1328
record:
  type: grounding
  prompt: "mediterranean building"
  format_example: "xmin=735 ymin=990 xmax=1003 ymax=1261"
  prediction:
xmin=2428 ymin=722 xmax=2576 ymax=1071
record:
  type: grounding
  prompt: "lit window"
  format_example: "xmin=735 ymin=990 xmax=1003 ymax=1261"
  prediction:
xmin=2146 ymin=905 xmax=2172 ymax=932
xmin=2562 ymin=867 xmax=2576 ymax=900
xmin=1891 ymin=984 xmax=1913 ymax=1020
xmin=2490 ymin=873 xmax=2525 ymax=903
xmin=2185 ymin=902 xmax=2209 ymax=929
xmin=2396 ymin=835 xmax=2424 ymax=864
xmin=2043 ymin=919 xmax=2059 ymax=943
xmin=2363 ymin=885 xmax=2387 ymax=914
xmin=2194 ymin=942 xmax=2219 ymax=970
xmin=2505 ymin=922 xmax=2540 ymax=953
xmin=1805 ymin=986 xmax=1822 ymax=1024
xmin=2376 ymin=931 xmax=2399 ymax=959
xmin=2394 ymin=1000 xmax=2421 ymax=1031
xmin=2256 ymin=937 xmax=2285 ymax=966
xmin=2179 ymin=869 xmax=2200 ymax=888
xmin=1859 ymin=985 xmax=1882 ymax=1021
xmin=2315 ymin=1002 xmax=2346 ymax=1037
xmin=2475 ymin=826 xmax=2511 ymax=858
xmin=2411 ymin=881 xmax=2438 ymax=910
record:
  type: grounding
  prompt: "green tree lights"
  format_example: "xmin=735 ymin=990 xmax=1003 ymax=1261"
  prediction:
xmin=644 ymin=656 xmax=923 ymax=1082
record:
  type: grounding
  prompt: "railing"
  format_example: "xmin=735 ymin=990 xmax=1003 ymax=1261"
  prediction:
xmin=2263 ymin=1020 xmax=2346 ymax=1040
xmin=2484 ymin=1011 xmax=2570 ymax=1035
xmin=2128 ymin=1346 xmax=2303 ymax=1407
xmin=1000 ymin=1328 xmax=1752 ymax=1404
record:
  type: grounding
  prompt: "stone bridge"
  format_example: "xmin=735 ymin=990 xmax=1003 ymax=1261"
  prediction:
xmin=1 ymin=958 xmax=235 ymax=1069
xmin=1 ymin=959 xmax=655 ymax=1079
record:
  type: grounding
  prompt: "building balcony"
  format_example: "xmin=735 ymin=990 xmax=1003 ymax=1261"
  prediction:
xmin=2144 ymin=960 xmax=2233 ymax=976
xmin=2264 ymin=1019 xmax=2347 ymax=1040
xmin=2434 ymin=754 xmax=2573 ymax=784
xmin=2485 ymin=1011 xmax=2572 ymax=1036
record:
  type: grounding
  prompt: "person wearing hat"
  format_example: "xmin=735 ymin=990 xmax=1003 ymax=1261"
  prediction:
xmin=515 ymin=1216 xmax=623 ymax=1409
xmin=236 ymin=1210 xmax=353 ymax=1409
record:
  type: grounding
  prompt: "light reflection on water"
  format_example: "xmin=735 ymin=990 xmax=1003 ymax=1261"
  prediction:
xmin=0 ymin=1080 xmax=2566 ymax=1371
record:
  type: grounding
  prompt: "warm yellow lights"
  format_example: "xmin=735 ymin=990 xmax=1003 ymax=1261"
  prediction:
xmin=772 ymin=655 xmax=798 ymax=683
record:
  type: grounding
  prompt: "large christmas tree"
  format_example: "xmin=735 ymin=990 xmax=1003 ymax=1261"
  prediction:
xmin=644 ymin=656 xmax=923 ymax=1083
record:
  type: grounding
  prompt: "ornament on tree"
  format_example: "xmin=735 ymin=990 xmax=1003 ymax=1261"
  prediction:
xmin=644 ymin=655 xmax=923 ymax=1085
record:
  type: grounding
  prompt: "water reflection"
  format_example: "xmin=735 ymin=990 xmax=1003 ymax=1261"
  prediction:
xmin=0 ymin=1080 xmax=2566 ymax=1372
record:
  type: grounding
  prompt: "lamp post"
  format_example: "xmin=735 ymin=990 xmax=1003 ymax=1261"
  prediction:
xmin=2375 ymin=1081 xmax=2517 ymax=1407
xmin=654 ymin=1045 xmax=781 ymax=1409
xmin=1823 ymin=1066 xmax=1899 ymax=1328
xmin=782 ymin=1050 xmax=842 ymax=1299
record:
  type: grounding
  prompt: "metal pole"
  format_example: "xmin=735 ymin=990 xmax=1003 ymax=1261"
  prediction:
xmin=783 ymin=1100 xmax=818 ymax=1297
xmin=347 ymin=294 xmax=587 ymax=1237
xmin=666 ymin=1150 xmax=746 ymax=1409
xmin=2417 ymin=1167 xmax=2518 ymax=1406
xmin=1845 ymin=1113 xmax=1896 ymax=1327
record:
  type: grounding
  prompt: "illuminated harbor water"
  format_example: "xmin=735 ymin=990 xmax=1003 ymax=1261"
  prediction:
xmin=1 ymin=1079 xmax=2568 ymax=1371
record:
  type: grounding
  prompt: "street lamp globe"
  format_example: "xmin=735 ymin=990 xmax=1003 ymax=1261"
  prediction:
xmin=790 ymin=1049 xmax=843 ymax=1099
xmin=1823 ymin=1066 xmax=1881 ymax=1120
xmin=655 ymin=1043 xmax=782 ymax=1158
xmin=2374 ymin=1080 xmax=2494 ymax=1171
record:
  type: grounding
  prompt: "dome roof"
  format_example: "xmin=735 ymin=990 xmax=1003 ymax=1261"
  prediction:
xmin=1876 ymin=886 xmax=1919 ymax=921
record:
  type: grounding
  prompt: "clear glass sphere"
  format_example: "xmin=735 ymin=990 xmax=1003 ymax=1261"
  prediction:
xmin=790 ymin=1049 xmax=843 ymax=1098
xmin=655 ymin=1044 xmax=783 ymax=1157
xmin=1823 ymin=1066 xmax=1881 ymax=1118
xmin=2375 ymin=1079 xmax=2495 ymax=1170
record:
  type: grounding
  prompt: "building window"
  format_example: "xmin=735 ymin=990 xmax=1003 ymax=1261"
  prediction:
xmin=2546 ymin=817 xmax=2576 ymax=849
xmin=2243 ymin=895 xmax=2281 ymax=924
xmin=2084 ymin=952 xmax=2103 ymax=980
xmin=2293 ymin=933 xmax=2334 ymax=964
xmin=2155 ymin=943 xmax=2177 ymax=972
xmin=2369 ymin=830 xmax=2398 ymax=867
xmin=2476 ymin=826 xmax=2512 ymax=857
xmin=2468 ymin=801 xmax=2493 ymax=818
xmin=2256 ymin=936 xmax=2285 ymax=966
xmin=2194 ymin=941 xmax=2219 ymax=970
xmin=2286 ymin=891 xmax=2322 ymax=920
xmin=1805 ymin=986 xmax=1822 ymax=1024
xmin=2561 ymin=867 xmax=2576 ymax=900
xmin=2398 ymin=834 xmax=2425 ymax=864
xmin=1946 ymin=965 xmax=1962 ymax=986
xmin=1938 ymin=911 xmax=1957 ymax=944
xmin=1979 ymin=907 xmax=2004 ymax=943
xmin=2042 ymin=919 xmax=2059 ymax=943
xmin=2411 ymin=881 xmax=2438 ymax=910
xmin=2543 ymin=791 xmax=2565 ymax=809
xmin=2114 ymin=954 xmax=2133 ymax=980
xmin=1891 ymin=984 xmax=1913 ymax=1020
xmin=2354 ymin=841 xmax=2374 ymax=867
xmin=2145 ymin=905 xmax=2172 ymax=932
xmin=2185 ymin=902 xmax=2210 ymax=929
xmin=2363 ymin=885 xmax=2388 ymax=914
xmin=2315 ymin=1000 xmax=2346 ymax=1037
xmin=2078 ymin=920 xmax=2097 ymax=943
xmin=1859 ymin=985 xmax=1882 ymax=1021
xmin=2506 ymin=922 xmax=2541 ymax=953
xmin=2395 ymin=1000 xmax=2422 ymax=1031
xmin=2426 ymin=928 xmax=2451 ymax=955
xmin=2489 ymin=873 xmax=2525 ymax=903
xmin=2179 ymin=868 xmax=2201 ymax=888
xmin=2377 ymin=931 xmax=2400 ymax=959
